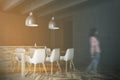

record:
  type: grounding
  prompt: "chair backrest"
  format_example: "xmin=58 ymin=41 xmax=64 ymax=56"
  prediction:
xmin=46 ymin=48 xmax=51 ymax=56
xmin=46 ymin=48 xmax=51 ymax=53
xmin=14 ymin=48 xmax=25 ymax=61
xmin=64 ymin=48 xmax=74 ymax=61
xmin=50 ymin=48 xmax=60 ymax=62
xmin=28 ymin=48 xmax=36 ymax=53
xmin=15 ymin=48 xmax=25 ymax=53
xmin=32 ymin=49 xmax=46 ymax=64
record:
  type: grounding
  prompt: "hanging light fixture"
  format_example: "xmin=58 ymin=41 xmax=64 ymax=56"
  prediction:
xmin=25 ymin=12 xmax=39 ymax=27
xmin=48 ymin=16 xmax=59 ymax=30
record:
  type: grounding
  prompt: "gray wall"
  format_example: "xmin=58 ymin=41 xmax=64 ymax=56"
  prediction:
xmin=73 ymin=0 xmax=120 ymax=72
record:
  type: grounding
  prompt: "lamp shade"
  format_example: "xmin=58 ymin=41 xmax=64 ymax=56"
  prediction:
xmin=25 ymin=12 xmax=38 ymax=27
xmin=48 ymin=16 xmax=59 ymax=30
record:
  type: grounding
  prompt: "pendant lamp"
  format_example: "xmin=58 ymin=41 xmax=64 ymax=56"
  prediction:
xmin=25 ymin=12 xmax=38 ymax=27
xmin=48 ymin=16 xmax=59 ymax=30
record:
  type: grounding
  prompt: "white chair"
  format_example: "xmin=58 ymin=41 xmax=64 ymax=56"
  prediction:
xmin=46 ymin=48 xmax=51 ymax=57
xmin=28 ymin=48 xmax=36 ymax=57
xmin=46 ymin=48 xmax=61 ymax=75
xmin=60 ymin=48 xmax=75 ymax=72
xmin=26 ymin=49 xmax=47 ymax=74
xmin=14 ymin=48 xmax=26 ymax=71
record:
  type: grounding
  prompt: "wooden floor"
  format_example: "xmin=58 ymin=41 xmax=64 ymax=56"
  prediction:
xmin=0 ymin=71 xmax=118 ymax=80
xmin=1 ymin=61 xmax=120 ymax=80
xmin=0 ymin=59 xmax=110 ymax=80
xmin=0 ymin=62 xmax=119 ymax=80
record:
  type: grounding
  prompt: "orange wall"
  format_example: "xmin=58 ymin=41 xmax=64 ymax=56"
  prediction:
xmin=0 ymin=12 xmax=51 ymax=46
xmin=0 ymin=12 xmax=65 ymax=49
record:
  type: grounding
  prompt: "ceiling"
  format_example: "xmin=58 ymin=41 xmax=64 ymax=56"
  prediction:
xmin=0 ymin=0 xmax=88 ymax=19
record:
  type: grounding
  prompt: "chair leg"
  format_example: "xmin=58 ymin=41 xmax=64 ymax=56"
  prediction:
xmin=26 ymin=63 xmax=29 ymax=71
xmin=18 ymin=62 xmax=20 ymax=72
xmin=42 ymin=63 xmax=47 ymax=74
xmin=57 ymin=61 xmax=61 ymax=72
xmin=32 ymin=64 xmax=36 ymax=79
xmin=65 ymin=61 xmax=67 ymax=73
xmin=70 ymin=61 xmax=72 ymax=70
xmin=71 ymin=60 xmax=76 ymax=71
xmin=51 ymin=62 xmax=53 ymax=75
xmin=11 ymin=61 xmax=16 ymax=72
xmin=39 ymin=64 xmax=41 ymax=72
xmin=28 ymin=63 xmax=32 ymax=71
xmin=34 ymin=64 xmax=36 ymax=74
